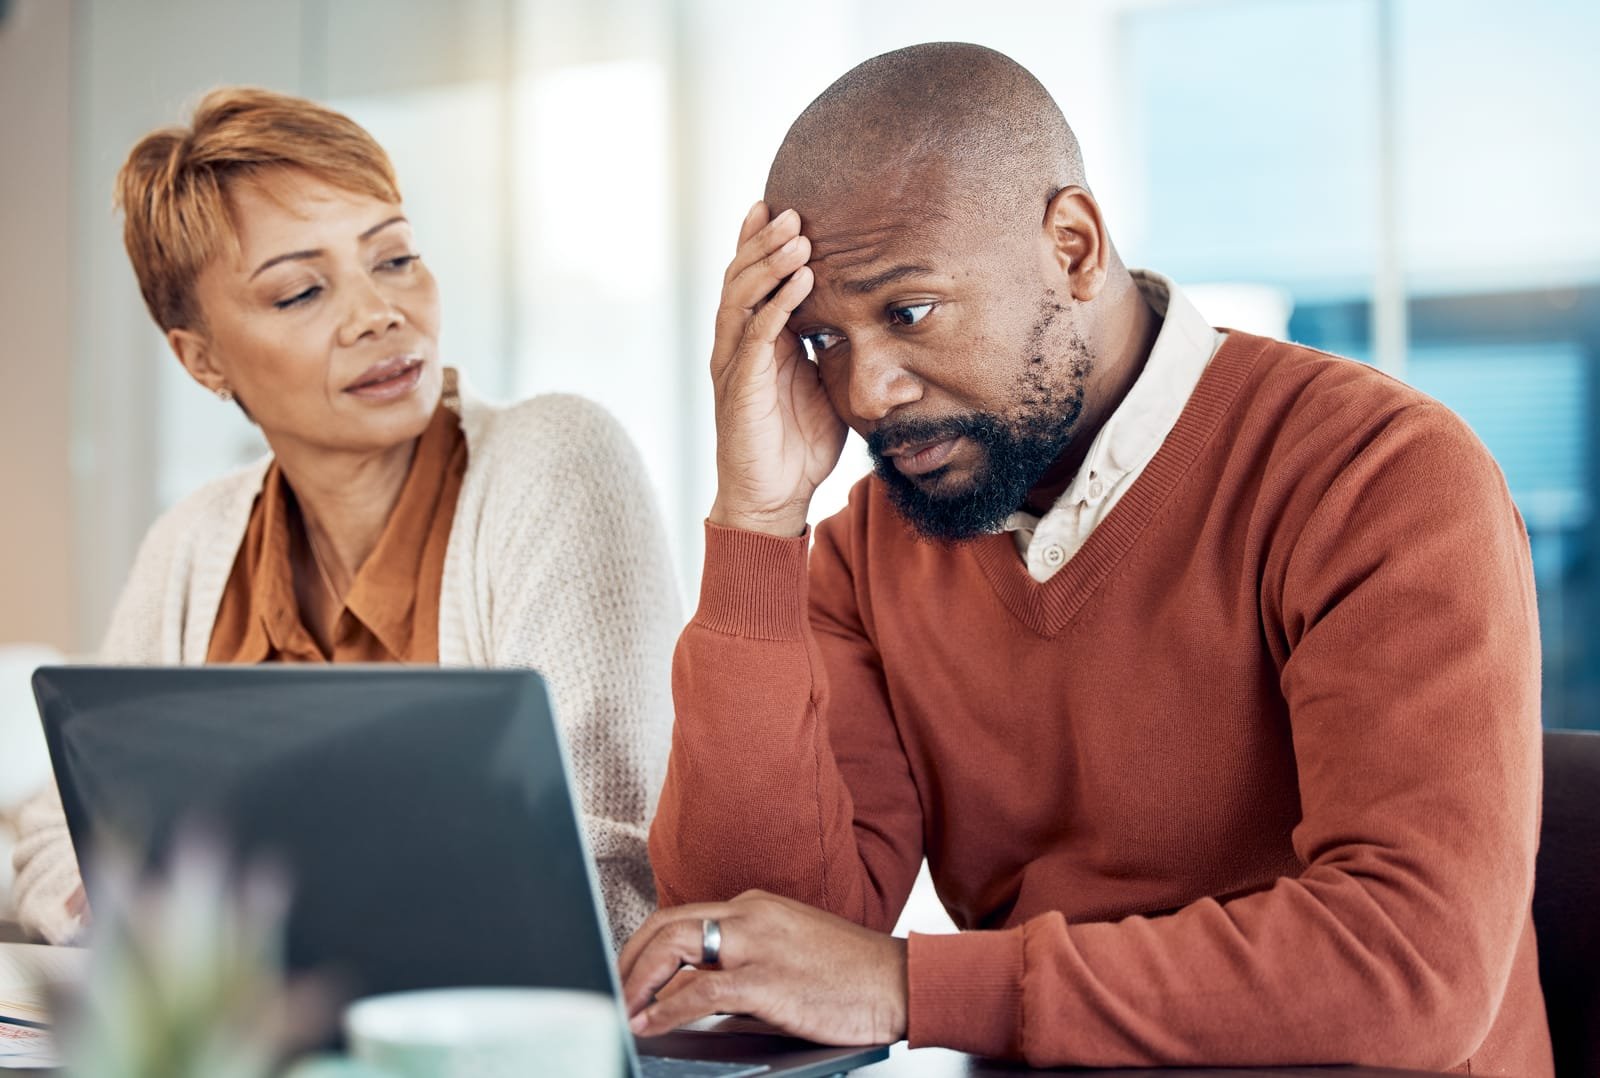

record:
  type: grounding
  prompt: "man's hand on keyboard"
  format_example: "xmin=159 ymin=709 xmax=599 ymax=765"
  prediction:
xmin=618 ymin=891 xmax=907 ymax=1046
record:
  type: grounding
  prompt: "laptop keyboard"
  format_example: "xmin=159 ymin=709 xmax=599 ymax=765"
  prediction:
xmin=638 ymin=1055 xmax=770 ymax=1078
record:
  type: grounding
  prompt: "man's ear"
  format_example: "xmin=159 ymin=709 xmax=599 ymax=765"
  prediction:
xmin=1041 ymin=186 xmax=1109 ymax=303
xmin=166 ymin=326 xmax=228 ymax=396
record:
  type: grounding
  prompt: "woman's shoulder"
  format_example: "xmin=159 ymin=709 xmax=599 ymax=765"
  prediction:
xmin=454 ymin=392 xmax=659 ymax=541
xmin=459 ymin=392 xmax=647 ymax=499
xmin=136 ymin=458 xmax=270 ymax=560
xmin=101 ymin=457 xmax=269 ymax=663
xmin=462 ymin=391 xmax=634 ymax=459
xmin=151 ymin=457 xmax=269 ymax=530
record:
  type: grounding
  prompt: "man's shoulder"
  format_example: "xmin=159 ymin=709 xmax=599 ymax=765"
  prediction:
xmin=1238 ymin=333 xmax=1483 ymax=462
xmin=1245 ymin=333 xmax=1430 ymax=417
xmin=1229 ymin=335 xmax=1506 ymax=533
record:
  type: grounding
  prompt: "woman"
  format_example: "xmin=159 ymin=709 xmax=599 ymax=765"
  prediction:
xmin=10 ymin=88 xmax=679 ymax=947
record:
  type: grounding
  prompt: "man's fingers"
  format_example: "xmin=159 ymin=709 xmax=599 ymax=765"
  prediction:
xmin=652 ymin=965 xmax=703 ymax=1003
xmin=620 ymin=919 xmax=701 ymax=1016
xmin=620 ymin=915 xmax=724 ymax=1016
xmin=744 ymin=266 xmax=814 ymax=350
xmin=736 ymin=201 xmax=767 ymax=251
xmin=711 ymin=267 xmax=814 ymax=394
xmin=722 ymin=233 xmax=811 ymax=320
xmin=720 ymin=208 xmax=804 ymax=295
xmin=618 ymin=904 xmax=715 ymax=983
xmin=630 ymin=969 xmax=747 ymax=1037
xmin=615 ymin=907 xmax=663 ymax=982
xmin=722 ymin=206 xmax=798 ymax=287
xmin=712 ymin=256 xmax=813 ymax=384
xmin=710 ymin=208 xmax=808 ymax=379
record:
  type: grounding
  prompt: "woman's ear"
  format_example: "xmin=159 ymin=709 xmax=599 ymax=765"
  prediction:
xmin=166 ymin=326 xmax=229 ymax=398
xmin=1041 ymin=185 xmax=1110 ymax=303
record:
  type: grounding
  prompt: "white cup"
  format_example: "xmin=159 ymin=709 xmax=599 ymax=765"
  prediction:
xmin=343 ymin=986 xmax=626 ymax=1078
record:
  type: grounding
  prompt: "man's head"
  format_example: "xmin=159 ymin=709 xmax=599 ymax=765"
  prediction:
xmin=767 ymin=43 xmax=1132 ymax=542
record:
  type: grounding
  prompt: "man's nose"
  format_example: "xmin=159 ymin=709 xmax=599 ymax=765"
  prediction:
xmin=846 ymin=339 xmax=922 ymax=423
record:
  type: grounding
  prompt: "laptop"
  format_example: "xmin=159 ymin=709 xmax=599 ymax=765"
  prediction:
xmin=33 ymin=666 xmax=888 ymax=1078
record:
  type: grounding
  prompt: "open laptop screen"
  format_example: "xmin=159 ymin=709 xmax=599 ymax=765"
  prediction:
xmin=33 ymin=666 xmax=619 ymax=1003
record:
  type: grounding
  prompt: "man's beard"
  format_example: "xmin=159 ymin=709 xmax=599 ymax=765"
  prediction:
xmin=866 ymin=309 xmax=1088 ymax=544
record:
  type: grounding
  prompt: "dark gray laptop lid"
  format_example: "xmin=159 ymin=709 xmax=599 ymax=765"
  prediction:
xmin=32 ymin=666 xmax=619 ymax=1002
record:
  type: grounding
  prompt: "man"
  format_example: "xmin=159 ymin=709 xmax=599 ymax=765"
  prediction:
xmin=618 ymin=43 xmax=1547 ymax=1075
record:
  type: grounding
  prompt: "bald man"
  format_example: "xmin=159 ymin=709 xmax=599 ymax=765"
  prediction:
xmin=619 ymin=44 xmax=1546 ymax=1075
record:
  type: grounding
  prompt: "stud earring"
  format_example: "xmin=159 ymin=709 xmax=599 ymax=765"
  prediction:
xmin=216 ymin=386 xmax=234 ymax=403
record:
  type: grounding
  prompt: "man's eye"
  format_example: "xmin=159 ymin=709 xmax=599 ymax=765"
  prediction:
xmin=274 ymin=285 xmax=321 ymax=310
xmin=888 ymin=303 xmax=935 ymax=327
xmin=800 ymin=331 xmax=844 ymax=360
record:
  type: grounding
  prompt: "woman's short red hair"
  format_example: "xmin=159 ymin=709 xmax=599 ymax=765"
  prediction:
xmin=117 ymin=86 xmax=401 ymax=332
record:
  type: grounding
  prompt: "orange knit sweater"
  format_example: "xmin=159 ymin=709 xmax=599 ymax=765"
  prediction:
xmin=651 ymin=333 xmax=1549 ymax=1074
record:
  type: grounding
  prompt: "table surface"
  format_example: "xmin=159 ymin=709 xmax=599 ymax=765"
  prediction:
xmin=2 ymin=940 xmax=1450 ymax=1077
xmin=659 ymin=1015 xmax=1449 ymax=1077
xmin=854 ymin=1043 xmax=1447 ymax=1075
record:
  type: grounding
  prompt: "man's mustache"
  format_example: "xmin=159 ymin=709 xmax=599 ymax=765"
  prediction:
xmin=866 ymin=413 xmax=1000 ymax=459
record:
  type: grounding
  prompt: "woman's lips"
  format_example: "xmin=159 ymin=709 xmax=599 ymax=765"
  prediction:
xmin=344 ymin=358 xmax=423 ymax=401
xmin=891 ymin=436 xmax=960 ymax=477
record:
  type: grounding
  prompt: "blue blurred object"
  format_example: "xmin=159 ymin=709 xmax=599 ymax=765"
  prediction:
xmin=1123 ymin=0 xmax=1600 ymax=729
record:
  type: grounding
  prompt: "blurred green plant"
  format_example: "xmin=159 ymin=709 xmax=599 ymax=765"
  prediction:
xmin=57 ymin=833 xmax=332 ymax=1078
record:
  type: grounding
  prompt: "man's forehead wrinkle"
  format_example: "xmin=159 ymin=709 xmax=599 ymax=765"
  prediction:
xmin=804 ymin=226 xmax=945 ymax=300
xmin=806 ymin=228 xmax=895 ymax=269
xmin=797 ymin=245 xmax=887 ymax=319
xmin=838 ymin=263 xmax=939 ymax=296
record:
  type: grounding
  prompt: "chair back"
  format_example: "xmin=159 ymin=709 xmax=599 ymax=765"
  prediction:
xmin=1535 ymin=729 xmax=1600 ymax=1078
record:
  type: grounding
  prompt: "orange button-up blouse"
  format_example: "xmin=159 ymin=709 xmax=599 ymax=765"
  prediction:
xmin=206 ymin=400 xmax=467 ymax=664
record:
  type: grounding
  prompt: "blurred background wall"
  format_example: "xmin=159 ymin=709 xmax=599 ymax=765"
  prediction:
xmin=1 ymin=0 xmax=1597 ymax=728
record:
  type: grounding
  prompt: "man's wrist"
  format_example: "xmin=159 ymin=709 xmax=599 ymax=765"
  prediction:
xmin=708 ymin=495 xmax=810 ymax=538
xmin=886 ymin=935 xmax=910 ymax=1042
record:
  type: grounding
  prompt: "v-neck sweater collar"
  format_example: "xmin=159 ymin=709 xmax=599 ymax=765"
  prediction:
xmin=969 ymin=331 xmax=1269 ymax=637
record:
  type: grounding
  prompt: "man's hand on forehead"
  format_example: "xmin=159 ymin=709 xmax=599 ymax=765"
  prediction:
xmin=704 ymin=200 xmax=848 ymax=539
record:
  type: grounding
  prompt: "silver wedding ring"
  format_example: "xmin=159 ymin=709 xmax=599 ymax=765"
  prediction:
xmin=700 ymin=917 xmax=722 ymax=967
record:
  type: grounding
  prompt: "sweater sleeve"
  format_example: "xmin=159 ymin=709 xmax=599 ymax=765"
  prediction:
xmin=907 ymin=404 xmax=1543 ymax=1071
xmin=650 ymin=494 xmax=925 ymax=930
xmin=10 ymin=502 xmax=186 ymax=943
xmin=479 ymin=396 xmax=680 ymax=949
xmin=9 ymin=784 xmax=81 ymax=944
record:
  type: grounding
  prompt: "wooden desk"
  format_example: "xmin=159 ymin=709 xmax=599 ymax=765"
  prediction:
xmin=854 ymin=1043 xmax=1448 ymax=1076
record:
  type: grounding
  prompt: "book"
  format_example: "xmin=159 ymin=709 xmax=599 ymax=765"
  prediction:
xmin=0 ymin=943 xmax=87 ymax=1069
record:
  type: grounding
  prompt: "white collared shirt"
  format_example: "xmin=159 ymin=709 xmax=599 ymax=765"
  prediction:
xmin=1003 ymin=270 xmax=1225 ymax=582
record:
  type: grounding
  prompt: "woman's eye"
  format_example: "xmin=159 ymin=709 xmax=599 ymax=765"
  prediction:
xmin=379 ymin=253 xmax=421 ymax=272
xmin=888 ymin=303 xmax=934 ymax=327
xmin=799 ymin=331 xmax=844 ymax=359
xmin=274 ymin=285 xmax=321 ymax=310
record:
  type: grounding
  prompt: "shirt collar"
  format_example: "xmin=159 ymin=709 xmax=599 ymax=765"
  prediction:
xmin=235 ymin=398 xmax=464 ymax=663
xmin=240 ymin=463 xmax=320 ymax=662
xmin=1004 ymin=270 xmax=1224 ymax=530
xmin=342 ymin=400 xmax=464 ymax=660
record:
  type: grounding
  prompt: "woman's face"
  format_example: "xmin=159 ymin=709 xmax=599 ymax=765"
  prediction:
xmin=174 ymin=168 xmax=443 ymax=458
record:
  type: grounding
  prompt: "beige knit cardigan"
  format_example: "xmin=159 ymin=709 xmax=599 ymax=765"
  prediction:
xmin=12 ymin=387 xmax=680 ymax=949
